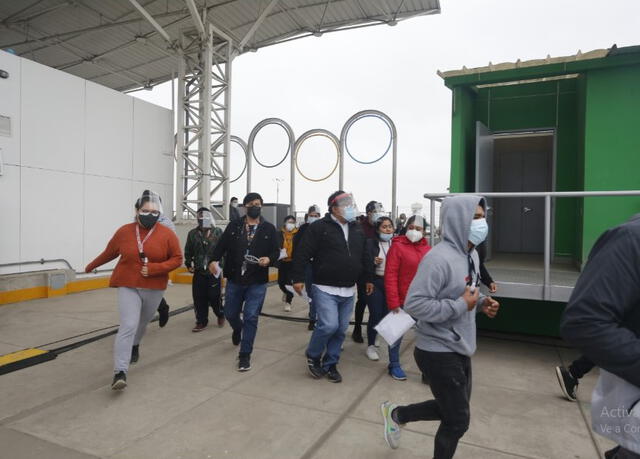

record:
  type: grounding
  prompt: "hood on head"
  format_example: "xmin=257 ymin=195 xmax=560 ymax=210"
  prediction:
xmin=440 ymin=195 xmax=486 ymax=253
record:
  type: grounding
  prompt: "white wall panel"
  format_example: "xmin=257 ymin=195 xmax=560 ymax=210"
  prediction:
xmin=132 ymin=98 xmax=173 ymax=185
xmin=83 ymin=175 xmax=133 ymax=270
xmin=0 ymin=165 xmax=20 ymax=273
xmin=0 ymin=51 xmax=21 ymax=166
xmin=20 ymin=168 xmax=83 ymax=270
xmin=85 ymin=82 xmax=133 ymax=179
xmin=21 ymin=59 xmax=85 ymax=173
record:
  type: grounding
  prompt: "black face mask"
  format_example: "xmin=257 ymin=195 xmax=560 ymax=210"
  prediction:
xmin=246 ymin=206 xmax=261 ymax=219
xmin=139 ymin=214 xmax=159 ymax=229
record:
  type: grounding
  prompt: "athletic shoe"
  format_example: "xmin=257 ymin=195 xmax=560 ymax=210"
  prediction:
xmin=238 ymin=353 xmax=251 ymax=372
xmin=389 ymin=366 xmax=407 ymax=381
xmin=284 ymin=303 xmax=292 ymax=312
xmin=307 ymin=320 xmax=315 ymax=331
xmin=111 ymin=371 xmax=127 ymax=390
xmin=217 ymin=316 xmax=225 ymax=328
xmin=352 ymin=326 xmax=364 ymax=343
xmin=366 ymin=345 xmax=380 ymax=361
xmin=192 ymin=323 xmax=207 ymax=332
xmin=232 ymin=328 xmax=241 ymax=345
xmin=555 ymin=366 xmax=578 ymax=401
xmin=306 ymin=355 xmax=325 ymax=379
xmin=381 ymin=401 xmax=401 ymax=449
xmin=326 ymin=365 xmax=342 ymax=383
xmin=158 ymin=300 xmax=169 ymax=328
xmin=130 ymin=345 xmax=139 ymax=364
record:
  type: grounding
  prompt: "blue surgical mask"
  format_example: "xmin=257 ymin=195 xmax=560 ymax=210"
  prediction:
xmin=469 ymin=218 xmax=489 ymax=246
xmin=379 ymin=232 xmax=393 ymax=242
xmin=342 ymin=206 xmax=356 ymax=222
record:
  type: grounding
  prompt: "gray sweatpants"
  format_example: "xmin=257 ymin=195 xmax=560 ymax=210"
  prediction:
xmin=114 ymin=287 xmax=164 ymax=373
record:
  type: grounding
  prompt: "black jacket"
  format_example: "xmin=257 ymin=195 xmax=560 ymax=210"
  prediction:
xmin=561 ymin=217 xmax=640 ymax=387
xmin=292 ymin=214 xmax=373 ymax=287
xmin=209 ymin=216 xmax=279 ymax=285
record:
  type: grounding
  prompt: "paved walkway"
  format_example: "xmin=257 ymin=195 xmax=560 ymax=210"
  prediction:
xmin=0 ymin=284 xmax=613 ymax=458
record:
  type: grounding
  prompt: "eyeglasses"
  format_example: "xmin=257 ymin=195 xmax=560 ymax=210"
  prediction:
xmin=139 ymin=210 xmax=160 ymax=217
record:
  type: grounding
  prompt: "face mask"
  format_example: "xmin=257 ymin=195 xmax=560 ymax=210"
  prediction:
xmin=197 ymin=218 xmax=204 ymax=227
xmin=138 ymin=214 xmax=159 ymax=229
xmin=469 ymin=218 xmax=489 ymax=246
xmin=231 ymin=202 xmax=238 ymax=208
xmin=285 ymin=222 xmax=295 ymax=232
xmin=307 ymin=216 xmax=319 ymax=224
xmin=406 ymin=229 xmax=423 ymax=243
xmin=342 ymin=206 xmax=356 ymax=222
xmin=379 ymin=232 xmax=393 ymax=242
xmin=246 ymin=206 xmax=261 ymax=219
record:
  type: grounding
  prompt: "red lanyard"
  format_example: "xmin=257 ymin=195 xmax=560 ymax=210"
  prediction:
xmin=136 ymin=224 xmax=155 ymax=262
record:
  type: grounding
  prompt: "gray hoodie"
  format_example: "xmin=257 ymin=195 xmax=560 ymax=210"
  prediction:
xmin=404 ymin=195 xmax=486 ymax=356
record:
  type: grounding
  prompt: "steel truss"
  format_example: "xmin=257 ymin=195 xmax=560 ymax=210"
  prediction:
xmin=175 ymin=23 xmax=232 ymax=222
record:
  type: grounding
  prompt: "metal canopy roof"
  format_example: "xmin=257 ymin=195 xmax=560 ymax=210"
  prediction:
xmin=0 ymin=0 xmax=440 ymax=92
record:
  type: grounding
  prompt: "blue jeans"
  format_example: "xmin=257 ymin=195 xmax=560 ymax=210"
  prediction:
xmin=305 ymin=265 xmax=316 ymax=320
xmin=224 ymin=281 xmax=267 ymax=354
xmin=307 ymin=285 xmax=354 ymax=370
xmin=367 ymin=277 xmax=402 ymax=368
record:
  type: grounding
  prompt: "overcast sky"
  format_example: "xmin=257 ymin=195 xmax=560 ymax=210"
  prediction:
xmin=132 ymin=0 xmax=640 ymax=218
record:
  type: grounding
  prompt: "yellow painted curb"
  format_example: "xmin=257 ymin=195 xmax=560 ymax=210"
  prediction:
xmin=0 ymin=348 xmax=48 ymax=366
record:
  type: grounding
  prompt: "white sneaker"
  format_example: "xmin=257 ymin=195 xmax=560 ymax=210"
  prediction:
xmin=366 ymin=345 xmax=380 ymax=361
xmin=284 ymin=304 xmax=292 ymax=312
xmin=381 ymin=401 xmax=401 ymax=449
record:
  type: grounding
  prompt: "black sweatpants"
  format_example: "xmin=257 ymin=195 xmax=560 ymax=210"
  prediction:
xmin=353 ymin=279 xmax=368 ymax=329
xmin=569 ymin=355 xmax=595 ymax=380
xmin=278 ymin=261 xmax=294 ymax=304
xmin=192 ymin=271 xmax=222 ymax=326
xmin=395 ymin=348 xmax=472 ymax=459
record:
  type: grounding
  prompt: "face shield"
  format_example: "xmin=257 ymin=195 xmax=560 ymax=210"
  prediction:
xmin=198 ymin=210 xmax=215 ymax=229
xmin=369 ymin=202 xmax=387 ymax=225
xmin=136 ymin=191 xmax=163 ymax=229
xmin=331 ymin=192 xmax=358 ymax=222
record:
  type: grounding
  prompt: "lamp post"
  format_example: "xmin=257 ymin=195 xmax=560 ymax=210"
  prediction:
xmin=274 ymin=178 xmax=284 ymax=204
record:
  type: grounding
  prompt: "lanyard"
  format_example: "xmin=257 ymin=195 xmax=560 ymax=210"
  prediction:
xmin=136 ymin=224 xmax=156 ymax=262
xmin=379 ymin=240 xmax=390 ymax=258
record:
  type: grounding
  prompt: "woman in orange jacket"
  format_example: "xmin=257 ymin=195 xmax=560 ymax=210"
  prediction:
xmin=85 ymin=191 xmax=182 ymax=390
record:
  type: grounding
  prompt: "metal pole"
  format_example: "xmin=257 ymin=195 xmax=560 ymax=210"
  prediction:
xmin=199 ymin=26 xmax=213 ymax=210
xmin=429 ymin=199 xmax=435 ymax=246
xmin=391 ymin=128 xmax=397 ymax=221
xmin=290 ymin=134 xmax=296 ymax=214
xmin=175 ymin=47 xmax=186 ymax=221
xmin=222 ymin=39 xmax=232 ymax=220
xmin=544 ymin=194 xmax=551 ymax=300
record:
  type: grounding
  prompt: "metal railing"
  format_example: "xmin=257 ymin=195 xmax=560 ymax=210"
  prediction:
xmin=0 ymin=258 xmax=112 ymax=276
xmin=424 ymin=190 xmax=640 ymax=301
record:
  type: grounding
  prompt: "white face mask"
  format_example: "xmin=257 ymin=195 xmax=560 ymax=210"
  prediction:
xmin=406 ymin=229 xmax=423 ymax=243
xmin=285 ymin=222 xmax=295 ymax=232
xmin=307 ymin=216 xmax=319 ymax=224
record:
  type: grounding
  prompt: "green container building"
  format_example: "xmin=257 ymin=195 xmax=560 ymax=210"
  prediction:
xmin=438 ymin=45 xmax=640 ymax=336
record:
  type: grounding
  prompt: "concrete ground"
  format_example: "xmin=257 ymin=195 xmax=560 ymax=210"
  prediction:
xmin=0 ymin=284 xmax=614 ymax=459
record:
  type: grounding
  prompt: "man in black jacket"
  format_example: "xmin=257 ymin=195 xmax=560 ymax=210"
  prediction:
xmin=292 ymin=191 xmax=374 ymax=383
xmin=293 ymin=205 xmax=322 ymax=330
xmin=209 ymin=192 xmax=279 ymax=372
xmin=561 ymin=216 xmax=640 ymax=458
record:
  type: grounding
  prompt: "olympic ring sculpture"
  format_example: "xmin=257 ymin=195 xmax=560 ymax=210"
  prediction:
xmin=247 ymin=118 xmax=295 ymax=169
xmin=293 ymin=129 xmax=341 ymax=182
xmin=340 ymin=110 xmax=396 ymax=165
xmin=211 ymin=135 xmax=248 ymax=183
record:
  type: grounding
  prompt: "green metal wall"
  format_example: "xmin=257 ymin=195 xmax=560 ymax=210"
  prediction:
xmin=581 ymin=64 xmax=640 ymax=263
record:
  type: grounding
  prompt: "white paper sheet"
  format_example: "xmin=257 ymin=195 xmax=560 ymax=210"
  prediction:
xmin=374 ymin=309 xmax=416 ymax=347
xmin=278 ymin=248 xmax=288 ymax=260
xmin=285 ymin=284 xmax=311 ymax=303
xmin=209 ymin=262 xmax=222 ymax=279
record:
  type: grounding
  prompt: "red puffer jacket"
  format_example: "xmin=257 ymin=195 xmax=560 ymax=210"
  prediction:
xmin=384 ymin=235 xmax=431 ymax=310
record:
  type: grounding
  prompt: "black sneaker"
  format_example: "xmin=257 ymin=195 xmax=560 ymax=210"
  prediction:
xmin=326 ymin=365 xmax=342 ymax=383
xmin=306 ymin=355 xmax=325 ymax=379
xmin=130 ymin=345 xmax=139 ymax=364
xmin=158 ymin=299 xmax=169 ymax=328
xmin=308 ymin=320 xmax=316 ymax=331
xmin=232 ymin=328 xmax=241 ymax=346
xmin=351 ymin=326 xmax=364 ymax=343
xmin=238 ymin=353 xmax=251 ymax=372
xmin=111 ymin=371 xmax=127 ymax=390
xmin=555 ymin=366 xmax=578 ymax=401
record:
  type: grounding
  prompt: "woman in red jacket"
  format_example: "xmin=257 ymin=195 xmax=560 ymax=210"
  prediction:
xmin=383 ymin=215 xmax=431 ymax=380
xmin=85 ymin=191 xmax=182 ymax=390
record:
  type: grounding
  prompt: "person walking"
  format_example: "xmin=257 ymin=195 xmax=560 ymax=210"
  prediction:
xmin=293 ymin=205 xmax=322 ymax=330
xmin=185 ymin=207 xmax=224 ymax=332
xmin=382 ymin=215 xmax=431 ymax=380
xmin=292 ymin=191 xmax=373 ymax=383
xmin=229 ymin=197 xmax=241 ymax=221
xmin=380 ymin=196 xmax=499 ymax=458
xmin=85 ymin=191 xmax=182 ymax=390
xmin=208 ymin=192 xmax=279 ymax=372
xmin=277 ymin=215 xmax=298 ymax=312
